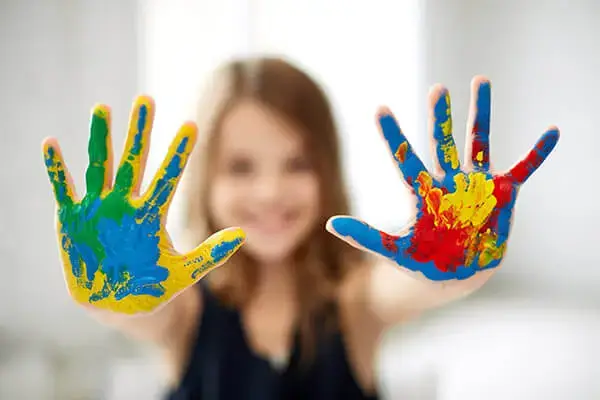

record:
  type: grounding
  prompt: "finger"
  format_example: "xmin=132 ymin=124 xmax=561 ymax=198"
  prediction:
xmin=85 ymin=105 xmax=113 ymax=197
xmin=377 ymin=108 xmax=429 ymax=189
xmin=464 ymin=77 xmax=491 ymax=171
xmin=113 ymin=267 xmax=169 ymax=301
xmin=42 ymin=138 xmax=77 ymax=205
xmin=326 ymin=216 xmax=410 ymax=260
xmin=114 ymin=96 xmax=154 ymax=196
xmin=430 ymin=85 xmax=461 ymax=177
xmin=180 ymin=227 xmax=246 ymax=281
xmin=143 ymin=122 xmax=198 ymax=213
xmin=505 ymin=127 xmax=560 ymax=185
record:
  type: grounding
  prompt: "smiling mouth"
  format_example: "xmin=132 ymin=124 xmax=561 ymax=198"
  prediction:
xmin=244 ymin=211 xmax=299 ymax=234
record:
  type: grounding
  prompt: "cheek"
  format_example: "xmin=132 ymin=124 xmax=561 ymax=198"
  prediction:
xmin=208 ymin=180 xmax=241 ymax=228
xmin=292 ymin=175 xmax=320 ymax=215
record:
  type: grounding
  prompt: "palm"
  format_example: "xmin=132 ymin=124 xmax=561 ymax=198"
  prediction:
xmin=43 ymin=97 xmax=245 ymax=314
xmin=328 ymin=77 xmax=559 ymax=282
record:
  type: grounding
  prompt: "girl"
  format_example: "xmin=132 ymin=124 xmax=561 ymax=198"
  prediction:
xmin=42 ymin=56 xmax=559 ymax=399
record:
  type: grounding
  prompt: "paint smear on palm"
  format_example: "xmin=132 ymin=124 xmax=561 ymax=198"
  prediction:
xmin=409 ymin=171 xmax=506 ymax=273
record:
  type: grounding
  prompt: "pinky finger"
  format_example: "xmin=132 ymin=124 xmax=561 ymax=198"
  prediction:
xmin=506 ymin=127 xmax=560 ymax=185
xmin=42 ymin=138 xmax=77 ymax=206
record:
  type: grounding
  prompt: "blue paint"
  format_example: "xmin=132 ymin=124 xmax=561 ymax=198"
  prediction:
xmin=433 ymin=92 xmax=459 ymax=190
xmin=94 ymin=211 xmax=166 ymax=301
xmin=328 ymin=175 xmax=509 ymax=282
xmin=62 ymin=235 xmax=83 ymax=279
xmin=83 ymin=197 xmax=101 ymax=221
xmin=69 ymin=134 xmax=193 ymax=302
xmin=378 ymin=114 xmax=427 ymax=188
xmin=145 ymin=136 xmax=189 ymax=209
xmin=187 ymin=236 xmax=244 ymax=279
xmin=211 ymin=236 xmax=245 ymax=260
xmin=131 ymin=104 xmax=147 ymax=156
xmin=45 ymin=147 xmax=69 ymax=204
xmin=472 ymin=82 xmax=491 ymax=171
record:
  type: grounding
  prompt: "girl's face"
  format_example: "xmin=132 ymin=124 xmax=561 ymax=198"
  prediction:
xmin=209 ymin=100 xmax=320 ymax=265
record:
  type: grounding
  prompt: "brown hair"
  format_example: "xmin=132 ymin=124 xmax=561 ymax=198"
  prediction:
xmin=182 ymin=56 xmax=365 ymax=361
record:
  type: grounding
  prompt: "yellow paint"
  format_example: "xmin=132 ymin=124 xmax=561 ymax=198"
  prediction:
xmin=439 ymin=94 xmax=460 ymax=169
xmin=440 ymin=140 xmax=460 ymax=170
xmin=58 ymin=226 xmax=245 ymax=315
xmin=43 ymin=144 xmax=76 ymax=202
xmin=415 ymin=171 xmax=505 ymax=268
xmin=475 ymin=151 xmax=484 ymax=162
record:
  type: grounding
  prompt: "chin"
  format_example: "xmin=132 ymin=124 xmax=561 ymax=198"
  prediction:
xmin=243 ymin=239 xmax=299 ymax=265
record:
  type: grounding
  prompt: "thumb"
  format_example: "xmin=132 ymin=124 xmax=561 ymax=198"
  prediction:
xmin=326 ymin=216 xmax=405 ymax=259
xmin=180 ymin=227 xmax=246 ymax=281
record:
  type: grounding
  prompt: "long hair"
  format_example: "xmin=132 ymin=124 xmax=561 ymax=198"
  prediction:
xmin=182 ymin=56 xmax=365 ymax=361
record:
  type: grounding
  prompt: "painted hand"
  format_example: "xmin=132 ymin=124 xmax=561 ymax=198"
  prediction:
xmin=327 ymin=77 xmax=559 ymax=282
xmin=42 ymin=96 xmax=245 ymax=314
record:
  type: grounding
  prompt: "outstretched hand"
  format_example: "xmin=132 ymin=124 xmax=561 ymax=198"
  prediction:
xmin=327 ymin=77 xmax=559 ymax=282
xmin=43 ymin=96 xmax=245 ymax=315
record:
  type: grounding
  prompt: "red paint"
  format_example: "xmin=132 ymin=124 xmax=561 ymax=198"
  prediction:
xmin=492 ymin=175 xmax=514 ymax=208
xmin=508 ymin=147 xmax=545 ymax=185
xmin=471 ymin=125 xmax=489 ymax=165
xmin=408 ymin=172 xmax=515 ymax=272
xmin=380 ymin=231 xmax=399 ymax=252
xmin=408 ymin=211 xmax=469 ymax=273
xmin=408 ymin=178 xmax=473 ymax=272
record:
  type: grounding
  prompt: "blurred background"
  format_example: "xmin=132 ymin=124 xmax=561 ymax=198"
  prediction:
xmin=1 ymin=0 xmax=599 ymax=398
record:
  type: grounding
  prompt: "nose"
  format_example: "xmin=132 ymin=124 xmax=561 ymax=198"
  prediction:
xmin=253 ymin=173 xmax=284 ymax=204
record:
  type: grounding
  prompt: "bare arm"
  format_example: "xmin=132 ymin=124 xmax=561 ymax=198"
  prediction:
xmin=365 ymin=259 xmax=492 ymax=327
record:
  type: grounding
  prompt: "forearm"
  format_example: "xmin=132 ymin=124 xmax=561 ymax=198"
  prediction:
xmin=366 ymin=260 xmax=425 ymax=325
xmin=367 ymin=259 xmax=476 ymax=325
xmin=367 ymin=257 xmax=494 ymax=327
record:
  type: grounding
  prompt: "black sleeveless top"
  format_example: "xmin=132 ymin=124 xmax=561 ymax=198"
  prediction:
xmin=167 ymin=285 xmax=379 ymax=400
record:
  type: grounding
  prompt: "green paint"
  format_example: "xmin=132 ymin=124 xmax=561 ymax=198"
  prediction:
xmin=114 ymin=162 xmax=134 ymax=193
xmin=85 ymin=111 xmax=109 ymax=196
xmin=59 ymin=192 xmax=136 ymax=265
xmin=114 ymin=105 xmax=148 ymax=194
xmin=44 ymin=146 xmax=73 ymax=206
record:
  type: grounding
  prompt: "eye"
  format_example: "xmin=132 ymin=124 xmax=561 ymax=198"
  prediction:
xmin=286 ymin=155 xmax=313 ymax=173
xmin=225 ymin=157 xmax=253 ymax=175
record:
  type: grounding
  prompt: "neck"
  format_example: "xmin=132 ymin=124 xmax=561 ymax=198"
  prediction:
xmin=256 ymin=259 xmax=295 ymax=297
